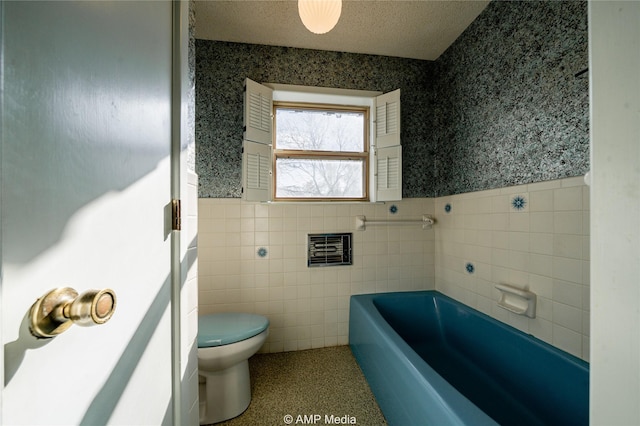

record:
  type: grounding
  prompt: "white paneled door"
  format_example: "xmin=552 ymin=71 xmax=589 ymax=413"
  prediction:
xmin=1 ymin=2 xmax=179 ymax=424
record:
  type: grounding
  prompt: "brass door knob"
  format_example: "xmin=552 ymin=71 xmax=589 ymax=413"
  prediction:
xmin=29 ymin=287 xmax=117 ymax=338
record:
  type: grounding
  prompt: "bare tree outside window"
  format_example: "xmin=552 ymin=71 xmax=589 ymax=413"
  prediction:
xmin=274 ymin=105 xmax=368 ymax=199
xmin=276 ymin=158 xmax=364 ymax=198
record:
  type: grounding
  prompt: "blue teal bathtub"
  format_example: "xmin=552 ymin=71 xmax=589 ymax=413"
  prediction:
xmin=349 ymin=291 xmax=589 ymax=426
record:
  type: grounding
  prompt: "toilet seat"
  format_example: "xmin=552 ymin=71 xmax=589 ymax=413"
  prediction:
xmin=198 ymin=313 xmax=269 ymax=348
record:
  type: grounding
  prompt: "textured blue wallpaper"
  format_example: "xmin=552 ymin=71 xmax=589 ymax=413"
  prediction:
xmin=195 ymin=0 xmax=588 ymax=198
xmin=196 ymin=42 xmax=435 ymax=198
xmin=433 ymin=0 xmax=589 ymax=195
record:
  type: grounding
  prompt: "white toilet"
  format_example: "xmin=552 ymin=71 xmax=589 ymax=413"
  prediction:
xmin=197 ymin=312 xmax=269 ymax=425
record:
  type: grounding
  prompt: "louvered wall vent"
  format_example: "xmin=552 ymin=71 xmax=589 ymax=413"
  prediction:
xmin=308 ymin=233 xmax=352 ymax=267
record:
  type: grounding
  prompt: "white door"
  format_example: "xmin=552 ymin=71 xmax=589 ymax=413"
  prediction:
xmin=1 ymin=2 xmax=177 ymax=424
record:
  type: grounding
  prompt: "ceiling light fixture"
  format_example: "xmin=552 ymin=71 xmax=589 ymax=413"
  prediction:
xmin=298 ymin=0 xmax=342 ymax=34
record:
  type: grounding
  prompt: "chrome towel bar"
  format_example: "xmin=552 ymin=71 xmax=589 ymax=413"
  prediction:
xmin=355 ymin=214 xmax=434 ymax=231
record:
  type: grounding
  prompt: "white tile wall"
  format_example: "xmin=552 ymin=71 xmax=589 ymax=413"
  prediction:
xmin=435 ymin=176 xmax=590 ymax=360
xmin=198 ymin=176 xmax=590 ymax=361
xmin=183 ymin=172 xmax=200 ymax=425
xmin=198 ymin=199 xmax=436 ymax=352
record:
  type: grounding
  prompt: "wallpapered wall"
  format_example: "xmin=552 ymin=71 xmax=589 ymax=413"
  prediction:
xmin=196 ymin=42 xmax=435 ymax=198
xmin=433 ymin=0 xmax=589 ymax=195
xmin=195 ymin=0 xmax=588 ymax=198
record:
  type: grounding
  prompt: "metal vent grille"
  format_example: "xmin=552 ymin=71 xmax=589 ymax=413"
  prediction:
xmin=308 ymin=233 xmax=352 ymax=267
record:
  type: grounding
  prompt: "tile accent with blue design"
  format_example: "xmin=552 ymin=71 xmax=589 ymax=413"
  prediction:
xmin=257 ymin=247 xmax=268 ymax=258
xmin=444 ymin=203 xmax=452 ymax=213
xmin=465 ymin=262 xmax=475 ymax=274
xmin=511 ymin=195 xmax=527 ymax=211
xmin=389 ymin=204 xmax=398 ymax=214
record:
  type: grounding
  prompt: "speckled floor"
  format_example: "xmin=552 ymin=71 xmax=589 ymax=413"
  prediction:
xmin=211 ymin=346 xmax=387 ymax=426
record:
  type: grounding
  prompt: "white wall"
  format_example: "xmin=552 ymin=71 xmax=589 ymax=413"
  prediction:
xmin=181 ymin=172 xmax=200 ymax=425
xmin=589 ymin=1 xmax=640 ymax=423
xmin=176 ymin=1 xmax=199 ymax=422
xmin=198 ymin=199 xmax=435 ymax=352
xmin=435 ymin=176 xmax=590 ymax=360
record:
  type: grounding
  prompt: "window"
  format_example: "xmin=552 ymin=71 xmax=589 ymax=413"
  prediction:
xmin=274 ymin=103 xmax=368 ymax=200
xmin=242 ymin=78 xmax=401 ymax=202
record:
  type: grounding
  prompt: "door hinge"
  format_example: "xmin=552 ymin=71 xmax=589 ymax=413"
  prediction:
xmin=171 ymin=199 xmax=181 ymax=231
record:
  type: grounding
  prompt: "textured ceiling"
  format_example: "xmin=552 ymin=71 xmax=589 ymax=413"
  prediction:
xmin=195 ymin=1 xmax=490 ymax=61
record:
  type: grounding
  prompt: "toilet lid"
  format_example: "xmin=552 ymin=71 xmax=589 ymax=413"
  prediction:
xmin=198 ymin=313 xmax=269 ymax=348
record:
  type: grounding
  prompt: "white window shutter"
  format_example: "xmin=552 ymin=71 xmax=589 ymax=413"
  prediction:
xmin=242 ymin=140 xmax=271 ymax=201
xmin=376 ymin=145 xmax=402 ymax=201
xmin=243 ymin=78 xmax=272 ymax=201
xmin=375 ymin=89 xmax=400 ymax=149
xmin=244 ymin=78 xmax=273 ymax=145
xmin=374 ymin=89 xmax=401 ymax=201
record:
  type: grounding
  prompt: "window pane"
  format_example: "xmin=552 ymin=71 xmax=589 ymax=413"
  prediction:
xmin=276 ymin=158 xmax=364 ymax=198
xmin=275 ymin=108 xmax=364 ymax=152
